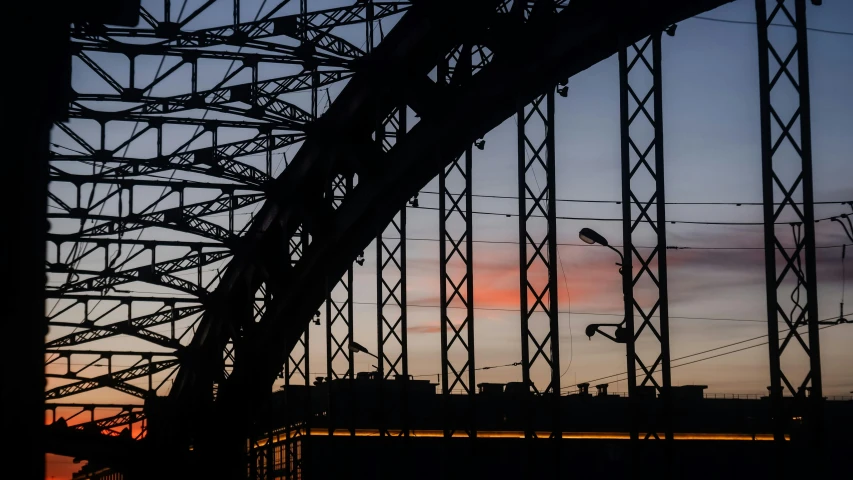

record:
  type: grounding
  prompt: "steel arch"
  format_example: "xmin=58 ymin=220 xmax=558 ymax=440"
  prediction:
xmin=194 ymin=0 xmax=734 ymax=444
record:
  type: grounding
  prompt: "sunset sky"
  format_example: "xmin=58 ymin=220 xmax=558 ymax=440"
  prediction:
xmin=46 ymin=0 xmax=852 ymax=477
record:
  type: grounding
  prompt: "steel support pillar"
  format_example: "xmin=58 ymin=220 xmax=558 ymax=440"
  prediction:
xmin=282 ymin=15 xmax=315 ymax=467
xmin=755 ymin=0 xmax=823 ymax=450
xmin=325 ymin=173 xmax=355 ymax=437
xmin=517 ymin=90 xmax=561 ymax=439
xmin=619 ymin=33 xmax=672 ymax=453
xmin=437 ymin=47 xmax=476 ymax=443
xmin=280 ymin=225 xmax=310 ymax=480
xmin=376 ymin=105 xmax=409 ymax=439
xmin=438 ymin=156 xmax=476 ymax=417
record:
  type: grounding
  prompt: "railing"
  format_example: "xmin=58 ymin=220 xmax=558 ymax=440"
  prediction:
xmin=703 ymin=393 xmax=763 ymax=400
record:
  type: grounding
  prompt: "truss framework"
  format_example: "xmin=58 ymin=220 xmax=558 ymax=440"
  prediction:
xmin=45 ymin=404 xmax=148 ymax=439
xmin=376 ymin=105 xmax=410 ymax=438
xmin=755 ymin=0 xmax=823 ymax=444
xmin=438 ymin=48 xmax=476 ymax=440
xmin=44 ymin=0 xmax=411 ymax=455
xmin=517 ymin=90 xmax=561 ymax=440
xmin=618 ymin=33 xmax=672 ymax=444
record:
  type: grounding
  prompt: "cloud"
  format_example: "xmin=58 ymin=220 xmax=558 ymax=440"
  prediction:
xmin=408 ymin=324 xmax=442 ymax=334
xmin=400 ymin=224 xmax=850 ymax=324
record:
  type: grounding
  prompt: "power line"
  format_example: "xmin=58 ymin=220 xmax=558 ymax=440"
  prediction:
xmin=38 ymin=291 xmax=804 ymax=325
xmin=417 ymin=190 xmax=851 ymax=207
xmin=350 ymin=300 xmax=766 ymax=324
xmin=399 ymin=236 xmax=852 ymax=251
xmin=693 ymin=15 xmax=853 ymax=37
xmin=406 ymin=204 xmax=848 ymax=226
xmin=562 ymin=321 xmax=846 ymax=390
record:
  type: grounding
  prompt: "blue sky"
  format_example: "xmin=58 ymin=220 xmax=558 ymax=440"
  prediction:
xmin=341 ymin=0 xmax=853 ymax=394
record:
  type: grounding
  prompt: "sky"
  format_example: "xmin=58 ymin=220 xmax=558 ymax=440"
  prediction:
xmin=46 ymin=0 xmax=852 ymax=477
xmin=315 ymin=0 xmax=853 ymax=395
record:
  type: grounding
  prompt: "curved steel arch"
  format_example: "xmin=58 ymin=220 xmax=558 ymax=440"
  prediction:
xmin=177 ymin=0 xmax=735 ymax=427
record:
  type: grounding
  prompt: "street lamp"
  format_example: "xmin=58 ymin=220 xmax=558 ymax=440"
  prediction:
xmin=578 ymin=228 xmax=628 ymax=341
xmin=578 ymin=227 xmax=623 ymax=264
xmin=348 ymin=341 xmax=377 ymax=359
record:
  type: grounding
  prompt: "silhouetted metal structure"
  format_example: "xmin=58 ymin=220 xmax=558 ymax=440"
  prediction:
xmin=36 ymin=0 xmax=848 ymax=478
xmin=517 ymin=89 xmax=561 ymax=439
xmin=619 ymin=31 xmax=673 ymax=448
xmin=756 ymin=0 xmax=824 ymax=446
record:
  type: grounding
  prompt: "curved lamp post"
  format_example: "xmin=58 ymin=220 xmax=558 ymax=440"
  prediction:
xmin=578 ymin=228 xmax=629 ymax=341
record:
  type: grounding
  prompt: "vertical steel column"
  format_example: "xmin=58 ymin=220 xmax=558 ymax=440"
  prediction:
xmin=286 ymin=5 xmax=313 ymax=467
xmin=755 ymin=0 xmax=823 ymax=446
xmin=376 ymin=105 xmax=409 ymax=437
xmin=438 ymin=46 xmax=476 ymax=440
xmin=249 ymin=283 xmax=272 ymax=480
xmin=517 ymin=90 xmax=561 ymax=439
xmin=619 ymin=32 xmax=672 ymax=446
xmin=282 ymin=226 xmax=309 ymax=480
xmin=365 ymin=0 xmax=374 ymax=56
xmin=325 ymin=173 xmax=355 ymax=437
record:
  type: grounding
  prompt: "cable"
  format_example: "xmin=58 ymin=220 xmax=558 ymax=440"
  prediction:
xmin=518 ymin=139 xmax=576 ymax=381
xmin=349 ymin=300 xmax=766 ymax=324
xmin=693 ymin=15 xmax=853 ymax=37
xmin=562 ymin=320 xmax=846 ymax=390
xmin=397 ymin=236 xmax=851 ymax=251
xmin=558 ymin=257 xmax=573 ymax=379
xmin=417 ymin=190 xmax=851 ymax=207
xmin=789 ymin=224 xmax=805 ymax=329
xmin=410 ymin=361 xmax=521 ymax=380
xmin=841 ymin=244 xmax=847 ymax=322
xmin=476 ymin=362 xmax=520 ymax=371
xmin=406 ymin=204 xmax=848 ymax=226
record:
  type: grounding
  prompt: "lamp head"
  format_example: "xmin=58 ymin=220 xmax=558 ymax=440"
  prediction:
xmin=579 ymin=227 xmax=609 ymax=246
xmin=349 ymin=341 xmax=369 ymax=354
xmin=665 ymin=24 xmax=677 ymax=37
xmin=474 ymin=139 xmax=485 ymax=150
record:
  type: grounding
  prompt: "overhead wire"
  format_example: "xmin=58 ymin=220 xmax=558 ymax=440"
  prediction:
xmin=406 ymin=204 xmax=848 ymax=226
xmin=693 ymin=15 xmax=853 ymax=37
xmin=561 ymin=320 xmax=847 ymax=391
xmin=416 ymin=190 xmax=851 ymax=206
xmin=348 ymin=300 xmax=767 ymax=324
xmin=397 ymin=236 xmax=851 ymax=251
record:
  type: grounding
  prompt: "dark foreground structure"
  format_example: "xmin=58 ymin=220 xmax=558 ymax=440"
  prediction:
xmin=74 ymin=375 xmax=852 ymax=478
xmin=252 ymin=376 xmax=853 ymax=479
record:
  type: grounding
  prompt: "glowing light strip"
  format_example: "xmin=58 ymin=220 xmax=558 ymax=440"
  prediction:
xmin=253 ymin=429 xmax=786 ymax=445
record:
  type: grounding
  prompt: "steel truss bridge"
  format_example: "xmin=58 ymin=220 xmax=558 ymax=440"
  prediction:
xmin=30 ymin=0 xmax=850 ymax=478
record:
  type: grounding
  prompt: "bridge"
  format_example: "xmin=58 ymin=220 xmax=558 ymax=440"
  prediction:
xmin=3 ymin=0 xmax=851 ymax=479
